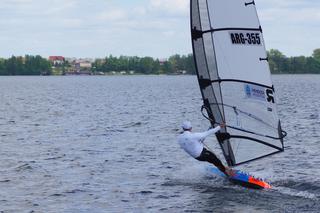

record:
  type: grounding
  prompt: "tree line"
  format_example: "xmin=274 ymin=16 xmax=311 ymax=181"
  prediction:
xmin=268 ymin=49 xmax=320 ymax=74
xmin=0 ymin=49 xmax=320 ymax=75
xmin=94 ymin=49 xmax=320 ymax=74
xmin=0 ymin=55 xmax=52 ymax=75
xmin=92 ymin=54 xmax=195 ymax=74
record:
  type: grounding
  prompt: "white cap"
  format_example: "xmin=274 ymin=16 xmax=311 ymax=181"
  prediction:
xmin=181 ymin=121 xmax=192 ymax=130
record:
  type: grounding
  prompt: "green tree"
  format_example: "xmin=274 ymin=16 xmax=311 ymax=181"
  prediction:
xmin=5 ymin=56 xmax=23 ymax=75
xmin=128 ymin=56 xmax=140 ymax=72
xmin=305 ymin=57 xmax=320 ymax=74
xmin=312 ymin=48 xmax=320 ymax=62
xmin=161 ymin=61 xmax=173 ymax=74
xmin=152 ymin=59 xmax=161 ymax=74
xmin=185 ymin=54 xmax=195 ymax=74
xmin=0 ymin=55 xmax=52 ymax=75
xmin=268 ymin=49 xmax=288 ymax=73
xmin=140 ymin=57 xmax=154 ymax=74
xmin=0 ymin=59 xmax=6 ymax=75
xmin=168 ymin=54 xmax=179 ymax=72
xmin=290 ymin=56 xmax=307 ymax=74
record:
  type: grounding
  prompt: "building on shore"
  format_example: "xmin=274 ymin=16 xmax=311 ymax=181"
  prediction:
xmin=49 ymin=56 xmax=96 ymax=75
xmin=65 ymin=58 xmax=94 ymax=75
xmin=159 ymin=58 xmax=167 ymax=66
xmin=49 ymin=56 xmax=65 ymax=65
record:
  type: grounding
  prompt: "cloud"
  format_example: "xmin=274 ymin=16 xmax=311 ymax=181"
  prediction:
xmin=94 ymin=0 xmax=189 ymax=33
xmin=44 ymin=0 xmax=77 ymax=15
xmin=132 ymin=7 xmax=147 ymax=16
xmin=149 ymin=0 xmax=189 ymax=16
xmin=257 ymin=0 xmax=320 ymax=23
xmin=97 ymin=9 xmax=128 ymax=22
xmin=255 ymin=0 xmax=320 ymax=56
xmin=1 ymin=0 xmax=76 ymax=15
xmin=0 ymin=0 xmax=319 ymax=58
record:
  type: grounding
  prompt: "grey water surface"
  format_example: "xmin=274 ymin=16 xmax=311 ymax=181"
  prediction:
xmin=0 ymin=75 xmax=320 ymax=212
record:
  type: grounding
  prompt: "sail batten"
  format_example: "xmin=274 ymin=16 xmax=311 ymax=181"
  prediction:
xmin=192 ymin=27 xmax=263 ymax=40
xmin=191 ymin=0 xmax=285 ymax=166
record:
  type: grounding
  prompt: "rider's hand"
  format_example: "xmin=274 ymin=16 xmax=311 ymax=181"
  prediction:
xmin=220 ymin=122 xmax=226 ymax=128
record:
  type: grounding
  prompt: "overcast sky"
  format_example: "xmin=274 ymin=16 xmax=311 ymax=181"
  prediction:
xmin=0 ymin=0 xmax=319 ymax=58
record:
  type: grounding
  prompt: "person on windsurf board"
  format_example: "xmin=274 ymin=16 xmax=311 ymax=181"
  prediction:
xmin=177 ymin=121 xmax=234 ymax=177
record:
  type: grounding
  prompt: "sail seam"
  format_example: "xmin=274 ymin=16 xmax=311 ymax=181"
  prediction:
xmin=211 ymin=79 xmax=273 ymax=90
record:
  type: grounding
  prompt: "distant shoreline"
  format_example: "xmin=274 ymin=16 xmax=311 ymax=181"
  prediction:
xmin=2 ymin=49 xmax=320 ymax=75
xmin=1 ymin=73 xmax=319 ymax=77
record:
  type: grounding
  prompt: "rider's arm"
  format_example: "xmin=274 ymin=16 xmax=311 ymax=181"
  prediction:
xmin=193 ymin=126 xmax=221 ymax=141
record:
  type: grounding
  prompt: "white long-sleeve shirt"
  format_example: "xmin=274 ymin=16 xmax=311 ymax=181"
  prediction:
xmin=177 ymin=126 xmax=221 ymax=158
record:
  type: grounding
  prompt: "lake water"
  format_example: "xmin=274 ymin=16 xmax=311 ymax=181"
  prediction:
xmin=0 ymin=75 xmax=320 ymax=212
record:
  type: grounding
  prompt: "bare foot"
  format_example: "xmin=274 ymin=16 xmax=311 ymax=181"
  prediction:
xmin=225 ymin=167 xmax=236 ymax=177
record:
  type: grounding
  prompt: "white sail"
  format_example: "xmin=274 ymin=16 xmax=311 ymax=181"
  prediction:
xmin=191 ymin=0 xmax=285 ymax=166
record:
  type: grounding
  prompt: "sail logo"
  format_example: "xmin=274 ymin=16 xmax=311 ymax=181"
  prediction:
xmin=244 ymin=84 xmax=266 ymax=101
xmin=266 ymin=89 xmax=275 ymax=103
xmin=245 ymin=85 xmax=251 ymax=96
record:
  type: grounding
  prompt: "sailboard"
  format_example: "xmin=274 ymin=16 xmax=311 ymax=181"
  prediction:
xmin=190 ymin=0 xmax=286 ymax=167
xmin=207 ymin=166 xmax=271 ymax=189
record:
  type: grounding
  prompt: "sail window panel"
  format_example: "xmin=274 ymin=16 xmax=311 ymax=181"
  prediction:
xmin=198 ymin=0 xmax=211 ymax=31
xmin=213 ymin=31 xmax=271 ymax=86
xmin=191 ymin=0 xmax=201 ymax=29
xmin=207 ymin=0 xmax=260 ymax=29
xmin=223 ymin=102 xmax=279 ymax=139
xmin=193 ymin=38 xmax=210 ymax=79
xmin=202 ymin=33 xmax=224 ymax=116
xmin=193 ymin=36 xmax=224 ymax=119
xmin=203 ymin=33 xmax=219 ymax=80
xmin=229 ymin=127 xmax=283 ymax=149
xmin=229 ymin=138 xmax=278 ymax=165
xmin=206 ymin=85 xmax=224 ymax=119
xmin=203 ymin=86 xmax=224 ymax=123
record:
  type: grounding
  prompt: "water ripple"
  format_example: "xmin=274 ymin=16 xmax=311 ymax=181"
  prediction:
xmin=0 ymin=75 xmax=320 ymax=212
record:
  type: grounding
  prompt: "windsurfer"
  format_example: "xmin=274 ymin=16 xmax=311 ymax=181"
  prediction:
xmin=178 ymin=121 xmax=234 ymax=176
